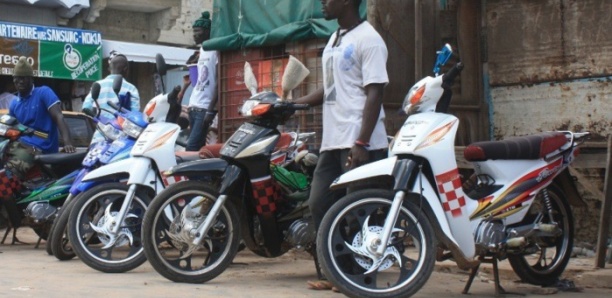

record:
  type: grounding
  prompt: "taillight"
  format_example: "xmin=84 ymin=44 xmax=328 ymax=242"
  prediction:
xmin=5 ymin=129 xmax=21 ymax=139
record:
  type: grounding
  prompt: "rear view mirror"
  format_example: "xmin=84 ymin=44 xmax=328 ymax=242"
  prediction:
xmin=91 ymin=82 xmax=101 ymax=100
xmin=244 ymin=61 xmax=258 ymax=96
xmin=155 ymin=53 xmax=167 ymax=76
xmin=112 ymin=75 xmax=123 ymax=95
xmin=433 ymin=44 xmax=453 ymax=75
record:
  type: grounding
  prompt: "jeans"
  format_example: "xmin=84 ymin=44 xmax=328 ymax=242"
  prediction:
xmin=186 ymin=108 xmax=209 ymax=151
xmin=308 ymin=148 xmax=388 ymax=231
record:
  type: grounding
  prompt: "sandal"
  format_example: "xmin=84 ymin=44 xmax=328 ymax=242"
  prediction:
xmin=307 ymin=280 xmax=334 ymax=290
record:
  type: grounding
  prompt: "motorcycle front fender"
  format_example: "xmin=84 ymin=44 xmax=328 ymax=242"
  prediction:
xmin=165 ymin=158 xmax=228 ymax=179
xmin=82 ymin=157 xmax=154 ymax=185
xmin=330 ymin=156 xmax=398 ymax=190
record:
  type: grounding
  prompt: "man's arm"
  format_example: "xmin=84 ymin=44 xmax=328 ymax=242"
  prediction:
xmin=346 ymin=83 xmax=384 ymax=169
xmin=292 ymin=87 xmax=324 ymax=106
xmin=49 ymin=104 xmax=75 ymax=153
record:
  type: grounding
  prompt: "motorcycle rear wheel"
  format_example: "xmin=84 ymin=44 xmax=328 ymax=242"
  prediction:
xmin=68 ymin=183 xmax=151 ymax=273
xmin=317 ymin=189 xmax=436 ymax=298
xmin=507 ymin=184 xmax=574 ymax=286
xmin=142 ymin=180 xmax=240 ymax=284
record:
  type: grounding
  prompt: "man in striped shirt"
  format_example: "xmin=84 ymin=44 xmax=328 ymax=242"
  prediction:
xmin=82 ymin=53 xmax=140 ymax=142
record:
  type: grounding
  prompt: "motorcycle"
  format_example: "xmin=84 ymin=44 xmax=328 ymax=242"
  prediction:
xmin=315 ymin=44 xmax=589 ymax=297
xmin=0 ymin=115 xmax=87 ymax=245
xmin=45 ymin=80 xmax=147 ymax=260
xmin=48 ymin=54 xmax=187 ymax=261
xmin=65 ymin=79 xmax=200 ymax=273
xmin=141 ymin=56 xmax=318 ymax=283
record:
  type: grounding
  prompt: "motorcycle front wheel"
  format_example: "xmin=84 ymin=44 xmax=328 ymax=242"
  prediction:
xmin=507 ymin=184 xmax=574 ymax=286
xmin=67 ymin=183 xmax=151 ymax=273
xmin=317 ymin=189 xmax=436 ymax=298
xmin=142 ymin=180 xmax=240 ymax=284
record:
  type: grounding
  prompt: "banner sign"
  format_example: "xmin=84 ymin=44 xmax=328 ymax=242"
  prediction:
xmin=0 ymin=21 xmax=102 ymax=81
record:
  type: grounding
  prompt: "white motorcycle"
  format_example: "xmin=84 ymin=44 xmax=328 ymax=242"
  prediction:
xmin=66 ymin=76 xmax=199 ymax=273
xmin=316 ymin=44 xmax=589 ymax=297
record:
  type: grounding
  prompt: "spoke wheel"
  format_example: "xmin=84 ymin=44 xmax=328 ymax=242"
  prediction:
xmin=142 ymin=180 xmax=240 ymax=284
xmin=508 ymin=185 xmax=573 ymax=286
xmin=317 ymin=189 xmax=436 ymax=298
xmin=68 ymin=183 xmax=150 ymax=273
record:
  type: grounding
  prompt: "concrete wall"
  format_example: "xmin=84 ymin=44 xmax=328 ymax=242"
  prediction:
xmin=0 ymin=3 xmax=57 ymax=26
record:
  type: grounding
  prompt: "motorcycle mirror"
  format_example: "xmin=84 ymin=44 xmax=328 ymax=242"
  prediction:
xmin=244 ymin=61 xmax=258 ymax=96
xmin=281 ymin=55 xmax=310 ymax=100
xmin=91 ymin=82 xmax=101 ymax=100
xmin=155 ymin=53 xmax=168 ymax=76
xmin=82 ymin=107 xmax=98 ymax=117
xmin=112 ymin=75 xmax=123 ymax=95
xmin=433 ymin=43 xmax=453 ymax=75
xmin=154 ymin=53 xmax=167 ymax=95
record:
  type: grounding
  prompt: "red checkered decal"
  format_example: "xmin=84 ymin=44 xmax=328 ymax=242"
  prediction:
xmin=251 ymin=176 xmax=279 ymax=215
xmin=161 ymin=173 xmax=188 ymax=186
xmin=435 ymin=168 xmax=466 ymax=218
xmin=0 ymin=169 xmax=22 ymax=199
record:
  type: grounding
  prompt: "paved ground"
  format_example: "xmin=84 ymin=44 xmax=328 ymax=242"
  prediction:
xmin=1 ymin=228 xmax=611 ymax=298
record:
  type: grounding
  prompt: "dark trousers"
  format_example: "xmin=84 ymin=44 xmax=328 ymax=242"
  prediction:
xmin=309 ymin=148 xmax=387 ymax=231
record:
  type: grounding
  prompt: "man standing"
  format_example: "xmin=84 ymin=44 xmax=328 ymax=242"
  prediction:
xmin=293 ymin=0 xmax=389 ymax=289
xmin=180 ymin=11 xmax=219 ymax=151
xmin=82 ymin=52 xmax=140 ymax=142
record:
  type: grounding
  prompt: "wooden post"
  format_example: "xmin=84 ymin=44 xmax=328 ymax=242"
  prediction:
xmin=595 ymin=135 xmax=612 ymax=268
xmin=414 ymin=0 xmax=422 ymax=80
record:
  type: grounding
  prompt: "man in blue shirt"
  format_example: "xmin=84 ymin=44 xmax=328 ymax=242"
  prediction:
xmin=7 ymin=57 xmax=75 ymax=178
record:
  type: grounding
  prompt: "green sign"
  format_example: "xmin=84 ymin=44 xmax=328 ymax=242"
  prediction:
xmin=0 ymin=21 xmax=102 ymax=81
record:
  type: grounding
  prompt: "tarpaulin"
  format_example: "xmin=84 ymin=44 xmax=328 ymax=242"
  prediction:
xmin=203 ymin=0 xmax=367 ymax=51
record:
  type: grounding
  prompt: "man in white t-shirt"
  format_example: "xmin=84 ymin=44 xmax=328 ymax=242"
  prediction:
xmin=180 ymin=11 xmax=219 ymax=151
xmin=294 ymin=0 xmax=389 ymax=252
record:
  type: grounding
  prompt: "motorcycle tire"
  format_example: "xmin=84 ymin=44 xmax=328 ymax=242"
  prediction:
xmin=143 ymin=180 xmax=241 ymax=284
xmin=67 ymin=183 xmax=151 ymax=273
xmin=317 ymin=189 xmax=436 ymax=298
xmin=46 ymin=217 xmax=56 ymax=255
xmin=507 ymin=184 xmax=574 ymax=286
xmin=49 ymin=194 xmax=82 ymax=261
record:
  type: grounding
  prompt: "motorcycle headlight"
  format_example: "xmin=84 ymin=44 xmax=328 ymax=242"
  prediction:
xmin=239 ymin=99 xmax=261 ymax=117
xmin=118 ymin=117 xmax=145 ymax=139
xmin=97 ymin=122 xmax=124 ymax=141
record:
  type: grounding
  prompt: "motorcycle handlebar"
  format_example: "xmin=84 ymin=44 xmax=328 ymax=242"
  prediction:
xmin=442 ymin=62 xmax=464 ymax=86
xmin=292 ymin=103 xmax=310 ymax=110
xmin=108 ymin=101 xmax=121 ymax=111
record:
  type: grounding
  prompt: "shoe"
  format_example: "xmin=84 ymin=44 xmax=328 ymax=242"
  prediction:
xmin=307 ymin=280 xmax=333 ymax=290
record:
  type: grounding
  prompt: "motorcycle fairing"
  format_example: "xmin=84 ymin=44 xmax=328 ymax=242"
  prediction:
xmin=17 ymin=169 xmax=79 ymax=204
xmin=469 ymin=157 xmax=564 ymax=221
xmin=165 ymin=158 xmax=228 ymax=179
xmin=82 ymin=157 xmax=161 ymax=189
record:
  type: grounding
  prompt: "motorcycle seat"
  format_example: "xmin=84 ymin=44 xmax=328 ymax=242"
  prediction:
xmin=35 ymin=149 xmax=88 ymax=165
xmin=175 ymin=151 xmax=201 ymax=163
xmin=464 ymin=132 xmax=567 ymax=161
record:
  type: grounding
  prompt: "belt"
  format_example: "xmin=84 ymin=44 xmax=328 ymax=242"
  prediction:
xmin=188 ymin=107 xmax=207 ymax=112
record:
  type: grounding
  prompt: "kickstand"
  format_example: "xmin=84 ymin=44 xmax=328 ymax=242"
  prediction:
xmin=312 ymin=252 xmax=324 ymax=280
xmin=34 ymin=236 xmax=42 ymax=249
xmin=463 ymin=256 xmax=524 ymax=297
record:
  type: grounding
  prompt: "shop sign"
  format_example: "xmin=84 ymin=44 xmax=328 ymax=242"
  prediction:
xmin=0 ymin=21 xmax=102 ymax=81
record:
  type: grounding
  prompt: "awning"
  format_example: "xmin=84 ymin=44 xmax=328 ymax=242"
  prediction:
xmin=102 ymin=40 xmax=196 ymax=66
xmin=203 ymin=0 xmax=366 ymax=51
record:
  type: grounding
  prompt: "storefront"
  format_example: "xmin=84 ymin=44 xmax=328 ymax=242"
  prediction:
xmin=0 ymin=21 xmax=102 ymax=111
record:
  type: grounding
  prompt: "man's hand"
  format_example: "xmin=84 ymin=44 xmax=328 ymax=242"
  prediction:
xmin=63 ymin=143 xmax=76 ymax=153
xmin=345 ymin=145 xmax=369 ymax=170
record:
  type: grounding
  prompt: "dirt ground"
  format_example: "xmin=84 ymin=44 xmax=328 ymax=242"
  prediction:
xmin=1 ymin=228 xmax=611 ymax=298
